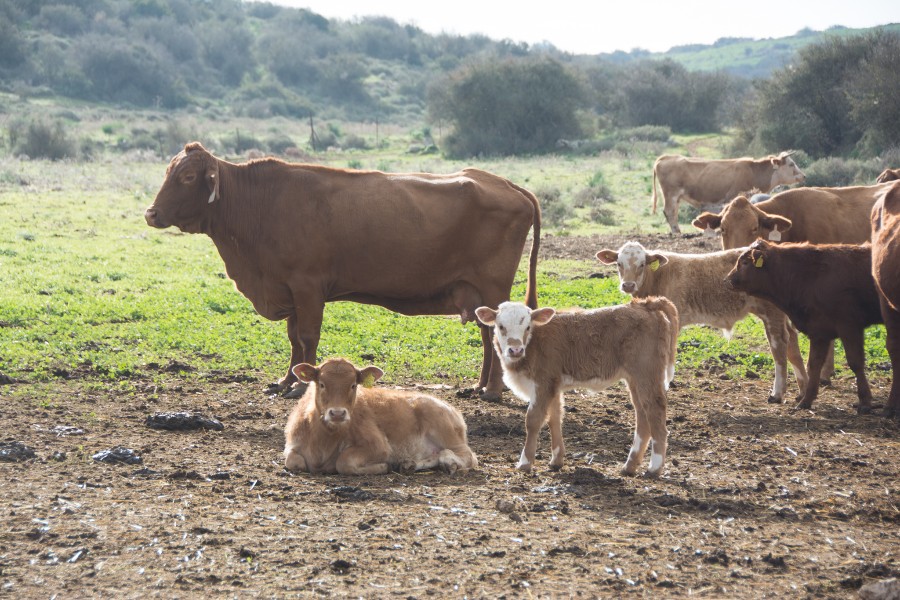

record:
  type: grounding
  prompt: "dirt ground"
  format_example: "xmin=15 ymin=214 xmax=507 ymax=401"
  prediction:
xmin=2 ymin=232 xmax=899 ymax=599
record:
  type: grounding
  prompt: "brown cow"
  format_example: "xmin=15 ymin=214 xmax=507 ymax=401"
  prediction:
xmin=283 ymin=358 xmax=477 ymax=474
xmin=652 ymin=152 xmax=805 ymax=234
xmin=596 ymin=241 xmax=808 ymax=403
xmin=870 ymin=181 xmax=900 ymax=418
xmin=145 ymin=142 xmax=540 ymax=399
xmin=475 ymin=299 xmax=678 ymax=477
xmin=876 ymin=168 xmax=900 ymax=184
xmin=725 ymin=241 xmax=882 ymax=414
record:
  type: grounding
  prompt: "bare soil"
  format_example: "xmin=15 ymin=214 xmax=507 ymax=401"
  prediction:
xmin=2 ymin=232 xmax=898 ymax=599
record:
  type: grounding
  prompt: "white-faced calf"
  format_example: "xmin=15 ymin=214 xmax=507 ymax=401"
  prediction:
xmin=596 ymin=241 xmax=808 ymax=403
xmin=283 ymin=358 xmax=477 ymax=475
xmin=726 ymin=240 xmax=883 ymax=414
xmin=475 ymin=299 xmax=678 ymax=477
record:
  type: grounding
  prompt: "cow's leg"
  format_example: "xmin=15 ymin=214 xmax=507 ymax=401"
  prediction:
xmin=547 ymin=392 xmax=566 ymax=471
xmin=796 ymin=338 xmax=830 ymax=410
xmin=478 ymin=325 xmax=503 ymax=401
xmin=881 ymin=299 xmax=900 ymax=418
xmin=840 ymin=329 xmax=873 ymax=415
xmin=622 ymin=380 xmax=652 ymax=476
xmin=786 ymin=324 xmax=809 ymax=397
xmin=662 ymin=194 xmax=681 ymax=234
xmin=518 ymin=388 xmax=551 ymax=473
xmin=276 ymin=303 xmax=325 ymax=398
xmin=758 ymin=311 xmax=791 ymax=403
xmin=820 ymin=340 xmax=836 ymax=385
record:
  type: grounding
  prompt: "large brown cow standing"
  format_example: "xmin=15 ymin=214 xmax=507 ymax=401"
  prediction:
xmin=870 ymin=181 xmax=900 ymax=418
xmin=145 ymin=142 xmax=541 ymax=399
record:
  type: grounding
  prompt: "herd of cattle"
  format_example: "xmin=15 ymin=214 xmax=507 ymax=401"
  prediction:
xmin=144 ymin=143 xmax=900 ymax=478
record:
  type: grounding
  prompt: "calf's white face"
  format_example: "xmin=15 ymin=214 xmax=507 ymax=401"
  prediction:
xmin=475 ymin=302 xmax=555 ymax=363
xmin=292 ymin=360 xmax=384 ymax=427
xmin=596 ymin=242 xmax=667 ymax=295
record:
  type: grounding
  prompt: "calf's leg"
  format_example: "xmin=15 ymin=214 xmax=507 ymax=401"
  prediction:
xmin=881 ymin=299 xmax=900 ymax=418
xmin=796 ymin=338 xmax=830 ymax=410
xmin=335 ymin=447 xmax=390 ymax=475
xmin=839 ymin=329 xmax=874 ymax=415
xmin=518 ymin=388 xmax=552 ymax=473
xmin=759 ymin=311 xmax=791 ymax=403
xmin=547 ymin=393 xmax=566 ymax=471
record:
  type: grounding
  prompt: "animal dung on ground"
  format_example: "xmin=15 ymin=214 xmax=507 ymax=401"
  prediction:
xmin=145 ymin=411 xmax=224 ymax=431
xmin=92 ymin=447 xmax=142 ymax=465
xmin=0 ymin=441 xmax=36 ymax=462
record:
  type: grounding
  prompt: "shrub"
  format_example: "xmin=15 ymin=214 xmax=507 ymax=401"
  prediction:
xmin=13 ymin=120 xmax=77 ymax=160
xmin=802 ymin=156 xmax=871 ymax=187
xmin=534 ymin=185 xmax=573 ymax=227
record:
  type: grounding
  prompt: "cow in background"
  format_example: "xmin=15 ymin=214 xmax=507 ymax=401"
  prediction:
xmin=876 ymin=168 xmax=900 ymax=184
xmin=145 ymin=142 xmax=540 ymax=400
xmin=870 ymin=181 xmax=900 ymax=418
xmin=726 ymin=241 xmax=882 ymax=414
xmin=652 ymin=152 xmax=805 ymax=234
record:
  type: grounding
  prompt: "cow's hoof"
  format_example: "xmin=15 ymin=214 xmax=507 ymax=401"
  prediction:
xmin=283 ymin=382 xmax=308 ymax=398
xmin=819 ymin=378 xmax=832 ymax=387
xmin=265 ymin=382 xmax=284 ymax=394
xmin=516 ymin=461 xmax=533 ymax=473
xmin=643 ymin=469 xmax=663 ymax=479
xmin=856 ymin=403 xmax=873 ymax=415
xmin=767 ymin=395 xmax=784 ymax=404
xmin=793 ymin=400 xmax=813 ymax=411
xmin=548 ymin=462 xmax=563 ymax=472
xmin=480 ymin=390 xmax=503 ymax=403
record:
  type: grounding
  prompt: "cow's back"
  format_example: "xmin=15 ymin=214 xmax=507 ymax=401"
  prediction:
xmin=758 ymin=186 xmax=882 ymax=244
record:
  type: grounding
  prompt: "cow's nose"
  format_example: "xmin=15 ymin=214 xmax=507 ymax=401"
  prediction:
xmin=327 ymin=408 xmax=349 ymax=422
xmin=144 ymin=208 xmax=157 ymax=225
xmin=508 ymin=346 xmax=525 ymax=358
xmin=622 ymin=281 xmax=636 ymax=294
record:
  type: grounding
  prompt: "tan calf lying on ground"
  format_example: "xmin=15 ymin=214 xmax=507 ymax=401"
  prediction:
xmin=476 ymin=299 xmax=678 ymax=477
xmin=283 ymin=359 xmax=477 ymax=475
xmin=596 ymin=241 xmax=808 ymax=403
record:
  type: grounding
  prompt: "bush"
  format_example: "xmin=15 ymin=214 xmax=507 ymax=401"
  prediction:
xmin=802 ymin=157 xmax=871 ymax=187
xmin=12 ymin=120 xmax=77 ymax=160
xmin=534 ymin=185 xmax=573 ymax=227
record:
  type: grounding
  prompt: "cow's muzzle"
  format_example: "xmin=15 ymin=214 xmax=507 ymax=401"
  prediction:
xmin=144 ymin=208 xmax=165 ymax=228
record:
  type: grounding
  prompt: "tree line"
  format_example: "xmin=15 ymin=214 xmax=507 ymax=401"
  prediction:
xmin=1 ymin=0 xmax=898 ymax=160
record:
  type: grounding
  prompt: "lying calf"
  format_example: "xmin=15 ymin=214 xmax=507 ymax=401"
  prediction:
xmin=597 ymin=241 xmax=808 ymax=403
xmin=284 ymin=358 xmax=477 ymax=474
xmin=726 ymin=240 xmax=882 ymax=413
xmin=476 ymin=298 xmax=678 ymax=477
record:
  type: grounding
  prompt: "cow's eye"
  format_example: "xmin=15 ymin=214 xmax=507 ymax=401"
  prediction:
xmin=498 ymin=325 xmax=506 ymax=334
xmin=182 ymin=173 xmax=196 ymax=184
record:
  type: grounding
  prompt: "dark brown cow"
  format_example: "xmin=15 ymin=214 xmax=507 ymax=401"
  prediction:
xmin=870 ymin=181 xmax=900 ymax=417
xmin=652 ymin=153 xmax=805 ymax=234
xmin=876 ymin=168 xmax=900 ymax=184
xmin=145 ymin=142 xmax=541 ymax=399
xmin=725 ymin=240 xmax=882 ymax=414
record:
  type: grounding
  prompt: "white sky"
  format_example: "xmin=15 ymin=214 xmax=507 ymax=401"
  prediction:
xmin=261 ymin=0 xmax=900 ymax=55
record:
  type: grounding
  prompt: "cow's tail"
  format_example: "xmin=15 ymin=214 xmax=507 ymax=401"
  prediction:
xmin=510 ymin=182 xmax=541 ymax=309
xmin=651 ymin=158 xmax=660 ymax=215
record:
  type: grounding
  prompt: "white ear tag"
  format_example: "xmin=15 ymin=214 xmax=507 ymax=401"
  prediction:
xmin=768 ymin=225 xmax=781 ymax=242
xmin=703 ymin=224 xmax=717 ymax=238
xmin=208 ymin=188 xmax=216 ymax=203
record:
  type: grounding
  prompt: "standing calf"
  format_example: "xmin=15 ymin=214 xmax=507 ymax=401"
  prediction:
xmin=284 ymin=359 xmax=477 ymax=475
xmin=596 ymin=241 xmax=808 ymax=403
xmin=725 ymin=241 xmax=882 ymax=414
xmin=475 ymin=298 xmax=678 ymax=477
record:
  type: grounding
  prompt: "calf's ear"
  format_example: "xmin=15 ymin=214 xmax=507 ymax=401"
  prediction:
xmin=474 ymin=306 xmax=498 ymax=326
xmin=292 ymin=363 xmax=319 ymax=383
xmin=357 ymin=366 xmax=384 ymax=388
xmin=692 ymin=213 xmax=722 ymax=231
xmin=647 ymin=253 xmax=668 ymax=270
xmin=530 ymin=307 xmax=556 ymax=326
xmin=595 ymin=250 xmax=619 ymax=265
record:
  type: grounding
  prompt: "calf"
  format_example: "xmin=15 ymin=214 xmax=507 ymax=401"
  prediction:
xmin=725 ymin=241 xmax=882 ymax=414
xmin=596 ymin=242 xmax=808 ymax=403
xmin=283 ymin=358 xmax=477 ymax=474
xmin=475 ymin=299 xmax=678 ymax=477
xmin=870 ymin=181 xmax=900 ymax=417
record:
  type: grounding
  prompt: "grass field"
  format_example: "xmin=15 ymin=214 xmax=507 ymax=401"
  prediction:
xmin=0 ymin=141 xmax=888 ymax=399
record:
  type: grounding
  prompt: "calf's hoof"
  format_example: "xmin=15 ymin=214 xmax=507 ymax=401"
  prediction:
xmin=767 ymin=395 xmax=784 ymax=404
xmin=620 ymin=465 xmax=638 ymax=477
xmin=855 ymin=403 xmax=873 ymax=416
xmin=515 ymin=460 xmax=533 ymax=473
xmin=284 ymin=381 xmax=308 ymax=399
xmin=643 ymin=469 xmax=663 ymax=479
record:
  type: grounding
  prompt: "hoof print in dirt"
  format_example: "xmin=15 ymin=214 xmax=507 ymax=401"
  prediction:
xmin=0 ymin=441 xmax=36 ymax=462
xmin=330 ymin=486 xmax=374 ymax=502
xmin=92 ymin=446 xmax=142 ymax=465
xmin=145 ymin=412 xmax=224 ymax=431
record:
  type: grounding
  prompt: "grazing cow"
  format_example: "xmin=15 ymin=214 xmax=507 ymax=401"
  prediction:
xmin=596 ymin=242 xmax=808 ymax=403
xmin=475 ymin=299 xmax=678 ymax=477
xmin=725 ymin=241 xmax=882 ymax=414
xmin=145 ymin=142 xmax=540 ymax=399
xmin=876 ymin=168 xmax=900 ymax=184
xmin=870 ymin=181 xmax=900 ymax=417
xmin=283 ymin=358 xmax=478 ymax=474
xmin=692 ymin=184 xmax=888 ymax=249
xmin=652 ymin=153 xmax=805 ymax=234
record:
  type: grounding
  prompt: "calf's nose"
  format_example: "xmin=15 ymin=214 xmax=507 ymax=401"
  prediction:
xmin=621 ymin=281 xmax=636 ymax=294
xmin=327 ymin=408 xmax=349 ymax=422
xmin=508 ymin=346 xmax=525 ymax=358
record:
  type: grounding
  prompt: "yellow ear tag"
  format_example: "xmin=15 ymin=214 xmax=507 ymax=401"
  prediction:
xmin=649 ymin=259 xmax=660 ymax=272
xmin=754 ymin=256 xmax=764 ymax=268
xmin=362 ymin=374 xmax=376 ymax=388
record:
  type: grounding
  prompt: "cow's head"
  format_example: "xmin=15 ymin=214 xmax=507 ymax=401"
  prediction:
xmin=770 ymin=151 xmax=805 ymax=187
xmin=725 ymin=239 xmax=772 ymax=293
xmin=475 ymin=302 xmax=555 ymax=363
xmin=873 ymin=180 xmax=900 ymax=234
xmin=693 ymin=196 xmax=793 ymax=249
xmin=595 ymin=242 xmax=668 ymax=295
xmin=876 ymin=168 xmax=900 ymax=184
xmin=292 ymin=358 xmax=384 ymax=428
xmin=144 ymin=142 xmax=220 ymax=234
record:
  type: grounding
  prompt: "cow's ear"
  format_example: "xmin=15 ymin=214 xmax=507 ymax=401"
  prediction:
xmin=474 ymin=306 xmax=498 ymax=326
xmin=647 ymin=253 xmax=668 ymax=271
xmin=292 ymin=363 xmax=319 ymax=383
xmin=759 ymin=214 xmax=792 ymax=233
xmin=530 ymin=307 xmax=556 ymax=326
xmin=205 ymin=165 xmax=219 ymax=203
xmin=357 ymin=366 xmax=384 ymax=388
xmin=692 ymin=213 xmax=722 ymax=231
xmin=595 ymin=250 xmax=619 ymax=265
xmin=770 ymin=155 xmax=785 ymax=167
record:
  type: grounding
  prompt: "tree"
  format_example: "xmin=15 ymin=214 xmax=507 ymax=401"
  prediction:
xmin=428 ymin=57 xmax=587 ymax=157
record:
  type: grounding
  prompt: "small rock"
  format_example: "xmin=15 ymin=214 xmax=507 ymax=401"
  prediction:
xmin=92 ymin=447 xmax=142 ymax=465
xmin=0 ymin=442 xmax=36 ymax=462
xmin=860 ymin=578 xmax=900 ymax=600
xmin=145 ymin=412 xmax=224 ymax=431
xmin=330 ymin=559 xmax=352 ymax=574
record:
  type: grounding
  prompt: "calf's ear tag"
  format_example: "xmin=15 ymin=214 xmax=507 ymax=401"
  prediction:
xmin=754 ymin=256 xmax=764 ymax=268
xmin=362 ymin=374 xmax=376 ymax=388
xmin=768 ymin=225 xmax=781 ymax=242
xmin=649 ymin=259 xmax=660 ymax=272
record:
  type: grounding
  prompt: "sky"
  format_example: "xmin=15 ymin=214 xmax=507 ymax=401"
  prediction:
xmin=262 ymin=0 xmax=900 ymax=55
